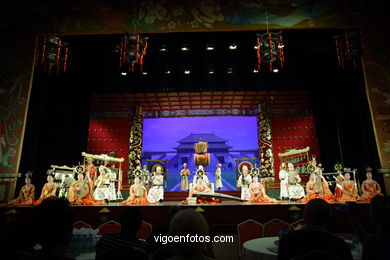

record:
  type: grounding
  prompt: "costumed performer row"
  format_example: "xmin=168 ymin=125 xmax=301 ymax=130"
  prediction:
xmin=237 ymin=165 xmax=252 ymax=201
xmin=120 ymin=177 xmax=148 ymax=205
xmin=147 ymin=166 xmax=164 ymax=203
xmin=7 ymin=172 xmax=35 ymax=206
xmin=34 ymin=170 xmax=57 ymax=205
xmin=180 ymin=163 xmax=190 ymax=191
xmin=358 ymin=167 xmax=384 ymax=202
xmin=249 ymin=174 xmax=278 ymax=203
xmin=68 ymin=172 xmax=104 ymax=205
xmin=279 ymin=162 xmax=289 ymax=199
xmin=286 ymin=163 xmax=305 ymax=200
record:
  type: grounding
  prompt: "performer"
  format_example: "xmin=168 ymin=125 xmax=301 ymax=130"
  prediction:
xmin=192 ymin=165 xmax=209 ymax=185
xmin=69 ymin=172 xmax=104 ymax=205
xmin=147 ymin=166 xmax=164 ymax=203
xmin=120 ymin=177 xmax=148 ymax=205
xmin=180 ymin=163 xmax=190 ymax=191
xmin=237 ymin=165 xmax=252 ymax=201
xmin=7 ymin=172 xmax=35 ymax=205
xmin=249 ymin=174 xmax=278 ymax=203
xmin=286 ymin=164 xmax=305 ymax=200
xmin=107 ymin=165 xmax=117 ymax=201
xmin=358 ymin=167 xmax=384 ymax=203
xmin=300 ymin=174 xmax=334 ymax=203
xmin=34 ymin=170 xmax=57 ymax=205
xmin=58 ymin=173 xmax=75 ymax=199
xmin=334 ymin=170 xmax=345 ymax=200
xmin=215 ymin=163 xmax=223 ymax=191
xmin=340 ymin=171 xmax=358 ymax=202
xmin=84 ymin=158 xmax=97 ymax=184
xmin=188 ymin=176 xmax=212 ymax=198
xmin=141 ymin=165 xmax=150 ymax=185
xmin=93 ymin=166 xmax=110 ymax=202
xmin=279 ymin=162 xmax=289 ymax=199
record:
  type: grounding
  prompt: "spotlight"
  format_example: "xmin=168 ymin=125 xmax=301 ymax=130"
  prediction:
xmin=142 ymin=71 xmax=148 ymax=75
xmin=208 ymin=70 xmax=214 ymax=74
xmin=206 ymin=44 xmax=215 ymax=51
xmin=227 ymin=68 xmax=233 ymax=74
xmin=253 ymin=69 xmax=259 ymax=73
xmin=165 ymin=70 xmax=171 ymax=74
xmin=121 ymin=72 xmax=127 ymax=76
xmin=229 ymin=44 xmax=237 ymax=50
xmin=181 ymin=45 xmax=189 ymax=51
xmin=184 ymin=70 xmax=191 ymax=74
xmin=273 ymin=68 xmax=279 ymax=73
xmin=159 ymin=45 xmax=167 ymax=52
xmin=253 ymin=46 xmax=258 ymax=50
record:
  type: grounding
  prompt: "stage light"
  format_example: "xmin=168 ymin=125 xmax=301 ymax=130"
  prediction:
xmin=121 ymin=72 xmax=127 ymax=76
xmin=229 ymin=44 xmax=237 ymax=50
xmin=206 ymin=44 xmax=215 ymax=51
xmin=184 ymin=70 xmax=191 ymax=74
xmin=253 ymin=46 xmax=258 ymax=49
xmin=181 ymin=45 xmax=190 ymax=51
xmin=159 ymin=45 xmax=167 ymax=52
xmin=142 ymin=71 xmax=148 ymax=75
xmin=165 ymin=70 xmax=171 ymax=74
xmin=208 ymin=70 xmax=214 ymax=74
xmin=253 ymin=69 xmax=259 ymax=73
xmin=227 ymin=68 xmax=233 ymax=74
xmin=273 ymin=68 xmax=279 ymax=73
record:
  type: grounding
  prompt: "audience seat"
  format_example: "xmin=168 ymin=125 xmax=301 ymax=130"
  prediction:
xmin=263 ymin=218 xmax=290 ymax=237
xmin=237 ymin=219 xmax=264 ymax=256
xmin=73 ymin=220 xmax=92 ymax=229
xmin=98 ymin=220 xmax=121 ymax=235
xmin=290 ymin=219 xmax=305 ymax=231
xmin=136 ymin=221 xmax=153 ymax=240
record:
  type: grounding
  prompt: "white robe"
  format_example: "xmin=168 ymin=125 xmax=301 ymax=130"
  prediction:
xmin=215 ymin=168 xmax=222 ymax=189
xmin=287 ymin=173 xmax=305 ymax=199
xmin=147 ymin=174 xmax=164 ymax=203
xmin=237 ymin=174 xmax=252 ymax=201
xmin=279 ymin=169 xmax=289 ymax=199
xmin=93 ymin=174 xmax=110 ymax=201
xmin=107 ymin=170 xmax=117 ymax=201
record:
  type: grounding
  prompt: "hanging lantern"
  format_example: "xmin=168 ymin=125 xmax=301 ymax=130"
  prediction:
xmin=118 ymin=32 xmax=148 ymax=73
xmin=333 ymin=31 xmax=364 ymax=70
xmin=35 ymin=35 xmax=69 ymax=75
xmin=256 ymin=31 xmax=285 ymax=72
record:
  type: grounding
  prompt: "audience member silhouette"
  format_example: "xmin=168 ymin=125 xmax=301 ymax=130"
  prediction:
xmin=32 ymin=197 xmax=75 ymax=260
xmin=349 ymin=195 xmax=390 ymax=260
xmin=278 ymin=198 xmax=352 ymax=260
xmin=167 ymin=208 xmax=215 ymax=260
xmin=96 ymin=207 xmax=150 ymax=260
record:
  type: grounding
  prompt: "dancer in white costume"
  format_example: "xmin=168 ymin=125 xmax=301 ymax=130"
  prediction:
xmin=107 ymin=165 xmax=117 ymax=201
xmin=192 ymin=165 xmax=209 ymax=185
xmin=286 ymin=163 xmax=305 ymax=200
xmin=93 ymin=166 xmax=111 ymax=201
xmin=237 ymin=166 xmax=252 ymax=201
xmin=215 ymin=164 xmax=223 ymax=191
xmin=147 ymin=166 xmax=164 ymax=203
xmin=279 ymin=162 xmax=289 ymax=199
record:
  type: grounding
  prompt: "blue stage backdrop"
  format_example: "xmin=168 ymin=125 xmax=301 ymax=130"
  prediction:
xmin=142 ymin=116 xmax=259 ymax=191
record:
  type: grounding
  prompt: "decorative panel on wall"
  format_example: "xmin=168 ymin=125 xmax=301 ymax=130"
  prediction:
xmin=272 ymin=116 xmax=320 ymax=180
xmin=86 ymin=119 xmax=130 ymax=183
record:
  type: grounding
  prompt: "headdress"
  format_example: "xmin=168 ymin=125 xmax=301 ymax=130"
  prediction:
xmin=25 ymin=171 xmax=33 ymax=178
xmin=366 ymin=167 xmax=372 ymax=173
xmin=46 ymin=168 xmax=55 ymax=177
xmin=344 ymin=168 xmax=351 ymax=173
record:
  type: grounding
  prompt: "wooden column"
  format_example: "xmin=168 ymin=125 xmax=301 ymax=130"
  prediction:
xmin=257 ymin=102 xmax=275 ymax=179
xmin=128 ymin=106 xmax=143 ymax=184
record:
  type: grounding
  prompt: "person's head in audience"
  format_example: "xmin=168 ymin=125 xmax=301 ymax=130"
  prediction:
xmin=33 ymin=197 xmax=74 ymax=257
xmin=169 ymin=208 xmax=209 ymax=256
xmin=120 ymin=207 xmax=142 ymax=238
xmin=303 ymin=198 xmax=330 ymax=227
xmin=168 ymin=206 xmax=182 ymax=221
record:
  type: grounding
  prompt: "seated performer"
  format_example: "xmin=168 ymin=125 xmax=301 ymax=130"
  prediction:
xmin=180 ymin=163 xmax=190 ymax=191
xmin=58 ymin=172 xmax=75 ymax=199
xmin=279 ymin=162 xmax=289 ymax=199
xmin=215 ymin=163 xmax=223 ymax=191
xmin=147 ymin=166 xmax=164 ymax=203
xmin=7 ymin=172 xmax=35 ymax=205
xmin=237 ymin=166 xmax=252 ymax=201
xmin=188 ymin=176 xmax=212 ymax=198
xmin=286 ymin=164 xmax=305 ymax=200
xmin=300 ymin=174 xmax=334 ymax=203
xmin=249 ymin=174 xmax=278 ymax=203
xmin=69 ymin=172 xmax=104 ymax=205
xmin=334 ymin=169 xmax=344 ymax=200
xmin=358 ymin=167 xmax=384 ymax=203
xmin=340 ymin=171 xmax=358 ymax=202
xmin=34 ymin=170 xmax=57 ymax=205
xmin=120 ymin=177 xmax=148 ymax=205
xmin=93 ymin=165 xmax=111 ymax=202
xmin=84 ymin=158 xmax=97 ymax=183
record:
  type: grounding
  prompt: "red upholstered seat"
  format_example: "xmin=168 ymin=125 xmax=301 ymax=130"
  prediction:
xmin=237 ymin=219 xmax=264 ymax=256
xmin=98 ymin=220 xmax=121 ymax=235
xmin=136 ymin=221 xmax=153 ymax=240
xmin=263 ymin=218 xmax=290 ymax=237
xmin=73 ymin=220 xmax=92 ymax=229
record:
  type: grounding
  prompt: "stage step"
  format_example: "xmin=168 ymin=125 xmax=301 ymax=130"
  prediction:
xmin=163 ymin=190 xmax=241 ymax=201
